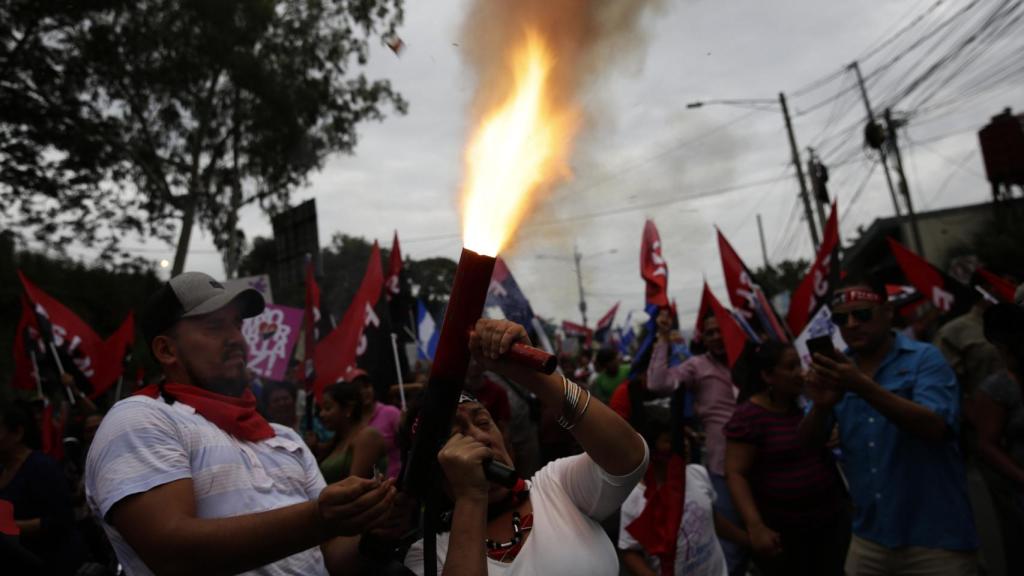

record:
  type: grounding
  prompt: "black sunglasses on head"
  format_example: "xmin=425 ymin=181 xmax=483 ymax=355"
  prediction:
xmin=831 ymin=308 xmax=875 ymax=327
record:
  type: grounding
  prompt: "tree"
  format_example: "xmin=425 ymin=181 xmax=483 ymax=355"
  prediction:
xmin=235 ymin=233 xmax=457 ymax=322
xmin=1 ymin=0 xmax=407 ymax=273
xmin=751 ymin=259 xmax=811 ymax=299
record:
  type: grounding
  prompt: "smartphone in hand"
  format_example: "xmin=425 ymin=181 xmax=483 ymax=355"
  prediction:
xmin=807 ymin=335 xmax=838 ymax=361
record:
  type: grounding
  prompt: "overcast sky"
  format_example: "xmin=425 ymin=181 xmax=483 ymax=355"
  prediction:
xmin=104 ymin=0 xmax=1022 ymax=328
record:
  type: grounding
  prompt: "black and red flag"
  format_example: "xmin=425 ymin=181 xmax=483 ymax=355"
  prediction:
xmin=716 ymin=230 xmax=789 ymax=341
xmin=788 ymin=201 xmax=841 ymax=335
xmin=385 ymin=231 xmax=413 ymax=374
xmin=16 ymin=272 xmax=133 ymax=399
xmin=887 ymin=237 xmax=975 ymax=317
xmin=561 ymin=320 xmax=594 ymax=348
xmin=313 ymin=242 xmax=401 ymax=402
xmin=594 ymin=302 xmax=620 ymax=345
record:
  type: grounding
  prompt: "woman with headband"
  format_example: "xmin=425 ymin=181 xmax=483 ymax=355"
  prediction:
xmin=404 ymin=318 xmax=648 ymax=575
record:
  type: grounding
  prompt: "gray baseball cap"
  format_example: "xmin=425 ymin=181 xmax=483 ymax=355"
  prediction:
xmin=142 ymin=271 xmax=265 ymax=347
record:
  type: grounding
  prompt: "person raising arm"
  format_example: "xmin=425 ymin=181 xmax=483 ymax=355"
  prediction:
xmin=405 ymin=318 xmax=648 ymax=576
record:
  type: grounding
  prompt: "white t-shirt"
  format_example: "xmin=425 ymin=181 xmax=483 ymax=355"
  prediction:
xmin=405 ymin=446 xmax=649 ymax=575
xmin=618 ymin=464 xmax=728 ymax=576
xmin=85 ymin=395 xmax=328 ymax=576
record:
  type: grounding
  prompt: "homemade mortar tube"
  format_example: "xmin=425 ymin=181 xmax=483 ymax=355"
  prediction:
xmin=400 ymin=248 xmax=555 ymax=497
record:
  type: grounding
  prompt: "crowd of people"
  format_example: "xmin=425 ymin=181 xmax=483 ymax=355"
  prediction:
xmin=1 ymin=267 xmax=1023 ymax=576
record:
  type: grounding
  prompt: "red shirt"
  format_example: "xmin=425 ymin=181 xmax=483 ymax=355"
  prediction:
xmin=609 ymin=380 xmax=632 ymax=420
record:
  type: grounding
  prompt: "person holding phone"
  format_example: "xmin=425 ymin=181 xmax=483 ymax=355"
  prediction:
xmin=85 ymin=273 xmax=396 ymax=575
xmin=724 ymin=341 xmax=849 ymax=576
xmin=804 ymin=274 xmax=978 ymax=576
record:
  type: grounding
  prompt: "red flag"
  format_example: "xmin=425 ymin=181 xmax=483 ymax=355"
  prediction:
xmin=18 ymin=271 xmax=114 ymax=395
xmin=89 ymin=312 xmax=135 ymax=400
xmin=386 ymin=230 xmax=403 ymax=301
xmin=717 ymin=230 xmax=789 ymax=341
xmin=699 ymin=283 xmax=747 ymax=368
xmin=717 ymin=230 xmax=758 ymax=322
xmin=0 ymin=500 xmax=18 ymax=536
xmin=641 ymin=220 xmax=669 ymax=307
xmin=788 ymin=202 xmax=840 ymax=334
xmin=313 ymin=242 xmax=385 ymax=400
xmin=887 ymin=237 xmax=973 ymax=315
xmin=626 ymin=455 xmax=687 ymax=576
xmin=976 ymin=267 xmax=1017 ymax=304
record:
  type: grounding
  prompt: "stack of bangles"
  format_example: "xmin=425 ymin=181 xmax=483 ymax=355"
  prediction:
xmin=556 ymin=374 xmax=592 ymax=430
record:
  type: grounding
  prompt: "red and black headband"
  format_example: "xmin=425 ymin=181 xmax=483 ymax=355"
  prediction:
xmin=831 ymin=288 xmax=883 ymax=308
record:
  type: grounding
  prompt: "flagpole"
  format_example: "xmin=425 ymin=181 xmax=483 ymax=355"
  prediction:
xmin=28 ymin=348 xmax=43 ymax=397
xmin=48 ymin=342 xmax=76 ymax=406
xmin=390 ymin=333 xmax=407 ymax=411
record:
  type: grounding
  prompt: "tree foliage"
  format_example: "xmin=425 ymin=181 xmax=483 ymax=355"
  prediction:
xmin=751 ymin=258 xmax=811 ymax=299
xmin=238 ymin=233 xmax=457 ymax=321
xmin=1 ymin=0 xmax=406 ymax=272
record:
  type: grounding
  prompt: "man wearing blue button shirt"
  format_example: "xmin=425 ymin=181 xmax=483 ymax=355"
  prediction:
xmin=804 ymin=274 xmax=978 ymax=576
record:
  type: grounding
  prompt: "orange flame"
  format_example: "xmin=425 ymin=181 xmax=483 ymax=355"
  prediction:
xmin=461 ymin=31 xmax=579 ymax=257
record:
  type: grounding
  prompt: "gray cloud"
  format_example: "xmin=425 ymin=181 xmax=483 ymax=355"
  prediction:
xmin=91 ymin=0 xmax=1020 ymax=329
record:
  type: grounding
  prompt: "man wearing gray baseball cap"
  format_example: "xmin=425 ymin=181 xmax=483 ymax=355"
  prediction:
xmin=85 ymin=272 xmax=396 ymax=575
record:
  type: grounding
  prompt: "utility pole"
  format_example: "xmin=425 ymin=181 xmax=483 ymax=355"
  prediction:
xmin=757 ymin=214 xmax=771 ymax=269
xmin=850 ymin=61 xmax=902 ymax=219
xmin=885 ymin=108 xmax=926 ymax=257
xmin=779 ymin=92 xmax=820 ymax=248
xmin=806 ymin=149 xmax=830 ymax=235
xmin=573 ymin=243 xmax=588 ymax=327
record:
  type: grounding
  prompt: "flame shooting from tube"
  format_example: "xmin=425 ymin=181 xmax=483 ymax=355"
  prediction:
xmin=461 ymin=31 xmax=579 ymax=257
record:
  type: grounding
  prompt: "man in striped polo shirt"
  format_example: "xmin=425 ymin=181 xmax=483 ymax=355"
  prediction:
xmin=85 ymin=272 xmax=396 ymax=575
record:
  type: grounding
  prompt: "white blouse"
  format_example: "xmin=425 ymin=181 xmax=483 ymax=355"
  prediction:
xmin=405 ymin=445 xmax=649 ymax=575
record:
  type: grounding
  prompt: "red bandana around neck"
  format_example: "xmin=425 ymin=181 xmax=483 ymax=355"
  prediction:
xmin=136 ymin=382 xmax=275 ymax=442
xmin=626 ymin=454 xmax=687 ymax=576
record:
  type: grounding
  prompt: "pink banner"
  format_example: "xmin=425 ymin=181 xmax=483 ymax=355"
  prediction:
xmin=242 ymin=304 xmax=304 ymax=381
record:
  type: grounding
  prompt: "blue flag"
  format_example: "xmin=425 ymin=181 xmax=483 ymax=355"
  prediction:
xmin=416 ymin=300 xmax=439 ymax=361
xmin=486 ymin=258 xmax=536 ymax=329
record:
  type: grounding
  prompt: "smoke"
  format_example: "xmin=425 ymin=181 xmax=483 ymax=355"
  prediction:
xmin=458 ymin=0 xmax=666 ymax=254
xmin=460 ymin=0 xmax=664 ymax=123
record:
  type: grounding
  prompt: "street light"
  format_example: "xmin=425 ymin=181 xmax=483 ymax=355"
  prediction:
xmin=537 ymin=245 xmax=618 ymax=327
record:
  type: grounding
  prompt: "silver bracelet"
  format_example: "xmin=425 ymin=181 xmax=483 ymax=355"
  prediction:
xmin=557 ymin=374 xmax=589 ymax=430
xmin=563 ymin=389 xmax=592 ymax=431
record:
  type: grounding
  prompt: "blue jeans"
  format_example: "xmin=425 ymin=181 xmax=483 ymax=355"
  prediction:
xmin=711 ymin=472 xmax=750 ymax=576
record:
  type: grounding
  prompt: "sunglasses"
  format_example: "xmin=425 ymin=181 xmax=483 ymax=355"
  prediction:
xmin=831 ymin=308 xmax=875 ymax=327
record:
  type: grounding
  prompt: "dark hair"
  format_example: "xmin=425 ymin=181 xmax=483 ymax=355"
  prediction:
xmin=732 ymin=340 xmax=793 ymax=403
xmin=262 ymin=380 xmax=297 ymax=404
xmin=595 ymin=348 xmax=618 ymax=367
xmin=641 ymin=405 xmax=671 ymax=449
xmin=0 ymin=401 xmax=41 ymax=450
xmin=323 ymin=380 xmax=364 ymax=423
